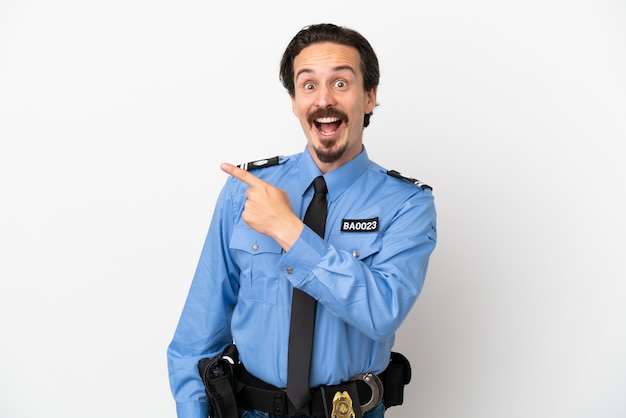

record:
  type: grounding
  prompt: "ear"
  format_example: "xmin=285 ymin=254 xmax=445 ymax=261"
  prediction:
xmin=365 ymin=87 xmax=378 ymax=114
xmin=290 ymin=94 xmax=297 ymax=116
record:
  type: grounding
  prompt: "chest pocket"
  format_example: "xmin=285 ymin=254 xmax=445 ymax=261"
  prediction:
xmin=230 ymin=226 xmax=283 ymax=305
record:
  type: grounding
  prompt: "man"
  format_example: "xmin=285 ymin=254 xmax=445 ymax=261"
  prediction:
xmin=167 ymin=23 xmax=437 ymax=418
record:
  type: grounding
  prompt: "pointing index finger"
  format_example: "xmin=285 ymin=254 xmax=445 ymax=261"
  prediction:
xmin=220 ymin=162 xmax=264 ymax=187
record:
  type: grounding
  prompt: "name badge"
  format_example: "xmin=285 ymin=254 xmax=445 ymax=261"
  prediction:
xmin=340 ymin=217 xmax=379 ymax=233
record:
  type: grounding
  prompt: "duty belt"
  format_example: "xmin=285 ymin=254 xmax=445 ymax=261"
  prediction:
xmin=236 ymin=366 xmax=384 ymax=417
xmin=199 ymin=346 xmax=411 ymax=418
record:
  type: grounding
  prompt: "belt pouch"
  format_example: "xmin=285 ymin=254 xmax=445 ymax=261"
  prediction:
xmin=381 ymin=352 xmax=412 ymax=408
xmin=320 ymin=381 xmax=363 ymax=418
xmin=198 ymin=357 xmax=239 ymax=418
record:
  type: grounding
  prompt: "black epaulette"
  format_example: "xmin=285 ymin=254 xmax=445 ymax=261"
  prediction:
xmin=387 ymin=169 xmax=433 ymax=191
xmin=236 ymin=156 xmax=281 ymax=171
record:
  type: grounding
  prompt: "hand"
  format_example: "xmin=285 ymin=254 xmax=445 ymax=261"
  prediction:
xmin=220 ymin=163 xmax=304 ymax=251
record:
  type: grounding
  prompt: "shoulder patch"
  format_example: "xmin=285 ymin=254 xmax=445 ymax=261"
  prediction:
xmin=237 ymin=156 xmax=281 ymax=171
xmin=387 ymin=169 xmax=433 ymax=191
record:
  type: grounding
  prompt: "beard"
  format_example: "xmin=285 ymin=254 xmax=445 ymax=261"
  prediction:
xmin=313 ymin=141 xmax=348 ymax=163
xmin=307 ymin=107 xmax=350 ymax=163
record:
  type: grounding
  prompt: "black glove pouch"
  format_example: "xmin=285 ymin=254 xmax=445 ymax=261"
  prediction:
xmin=380 ymin=351 xmax=412 ymax=408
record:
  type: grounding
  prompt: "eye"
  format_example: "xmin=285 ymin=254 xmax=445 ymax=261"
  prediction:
xmin=303 ymin=82 xmax=315 ymax=91
xmin=334 ymin=79 xmax=348 ymax=89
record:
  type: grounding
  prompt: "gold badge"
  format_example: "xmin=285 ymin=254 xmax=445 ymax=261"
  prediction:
xmin=331 ymin=390 xmax=355 ymax=418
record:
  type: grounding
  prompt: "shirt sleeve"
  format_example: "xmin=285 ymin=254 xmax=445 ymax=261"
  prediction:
xmin=279 ymin=188 xmax=437 ymax=342
xmin=166 ymin=180 xmax=240 ymax=418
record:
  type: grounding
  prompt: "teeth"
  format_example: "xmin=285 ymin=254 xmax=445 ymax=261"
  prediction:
xmin=315 ymin=117 xmax=340 ymax=124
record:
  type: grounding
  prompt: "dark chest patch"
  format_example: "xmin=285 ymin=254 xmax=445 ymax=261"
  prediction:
xmin=340 ymin=217 xmax=379 ymax=233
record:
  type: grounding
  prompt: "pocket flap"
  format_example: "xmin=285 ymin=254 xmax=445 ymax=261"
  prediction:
xmin=230 ymin=226 xmax=282 ymax=255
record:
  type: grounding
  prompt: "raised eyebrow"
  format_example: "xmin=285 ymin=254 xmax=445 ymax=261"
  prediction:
xmin=295 ymin=65 xmax=357 ymax=81
xmin=332 ymin=65 xmax=357 ymax=76
xmin=295 ymin=68 xmax=313 ymax=81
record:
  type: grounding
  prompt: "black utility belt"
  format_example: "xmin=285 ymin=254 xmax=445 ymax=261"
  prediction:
xmin=237 ymin=366 xmax=383 ymax=418
xmin=198 ymin=345 xmax=412 ymax=418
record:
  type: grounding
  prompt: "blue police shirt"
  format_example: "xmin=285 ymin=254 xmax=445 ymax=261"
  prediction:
xmin=167 ymin=146 xmax=437 ymax=418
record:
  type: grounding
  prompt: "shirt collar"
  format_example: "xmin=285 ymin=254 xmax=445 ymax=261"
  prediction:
xmin=299 ymin=145 xmax=370 ymax=202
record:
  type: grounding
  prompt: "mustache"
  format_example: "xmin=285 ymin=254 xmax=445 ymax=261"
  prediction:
xmin=307 ymin=108 xmax=349 ymax=125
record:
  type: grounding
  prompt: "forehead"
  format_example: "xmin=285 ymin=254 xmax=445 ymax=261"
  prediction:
xmin=293 ymin=42 xmax=362 ymax=77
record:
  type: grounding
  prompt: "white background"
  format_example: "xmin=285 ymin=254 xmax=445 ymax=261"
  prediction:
xmin=1 ymin=1 xmax=625 ymax=417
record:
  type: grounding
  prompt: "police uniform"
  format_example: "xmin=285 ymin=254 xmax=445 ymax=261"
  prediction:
xmin=167 ymin=146 xmax=437 ymax=418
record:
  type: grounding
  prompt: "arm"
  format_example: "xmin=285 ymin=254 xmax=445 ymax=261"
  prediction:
xmin=281 ymin=189 xmax=437 ymax=341
xmin=166 ymin=181 xmax=240 ymax=418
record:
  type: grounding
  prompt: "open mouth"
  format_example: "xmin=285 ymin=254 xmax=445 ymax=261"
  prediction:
xmin=314 ymin=116 xmax=343 ymax=136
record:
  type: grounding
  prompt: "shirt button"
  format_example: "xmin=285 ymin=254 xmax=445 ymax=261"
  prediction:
xmin=252 ymin=243 xmax=259 ymax=251
xmin=352 ymin=250 xmax=360 ymax=258
xmin=286 ymin=267 xmax=293 ymax=274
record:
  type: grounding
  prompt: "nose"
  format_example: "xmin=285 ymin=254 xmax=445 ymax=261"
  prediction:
xmin=315 ymin=84 xmax=336 ymax=108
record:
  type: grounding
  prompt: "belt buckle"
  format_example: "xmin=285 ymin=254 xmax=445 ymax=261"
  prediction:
xmin=350 ymin=373 xmax=384 ymax=413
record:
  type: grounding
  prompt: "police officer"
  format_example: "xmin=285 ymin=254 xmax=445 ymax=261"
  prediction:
xmin=167 ymin=23 xmax=437 ymax=418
